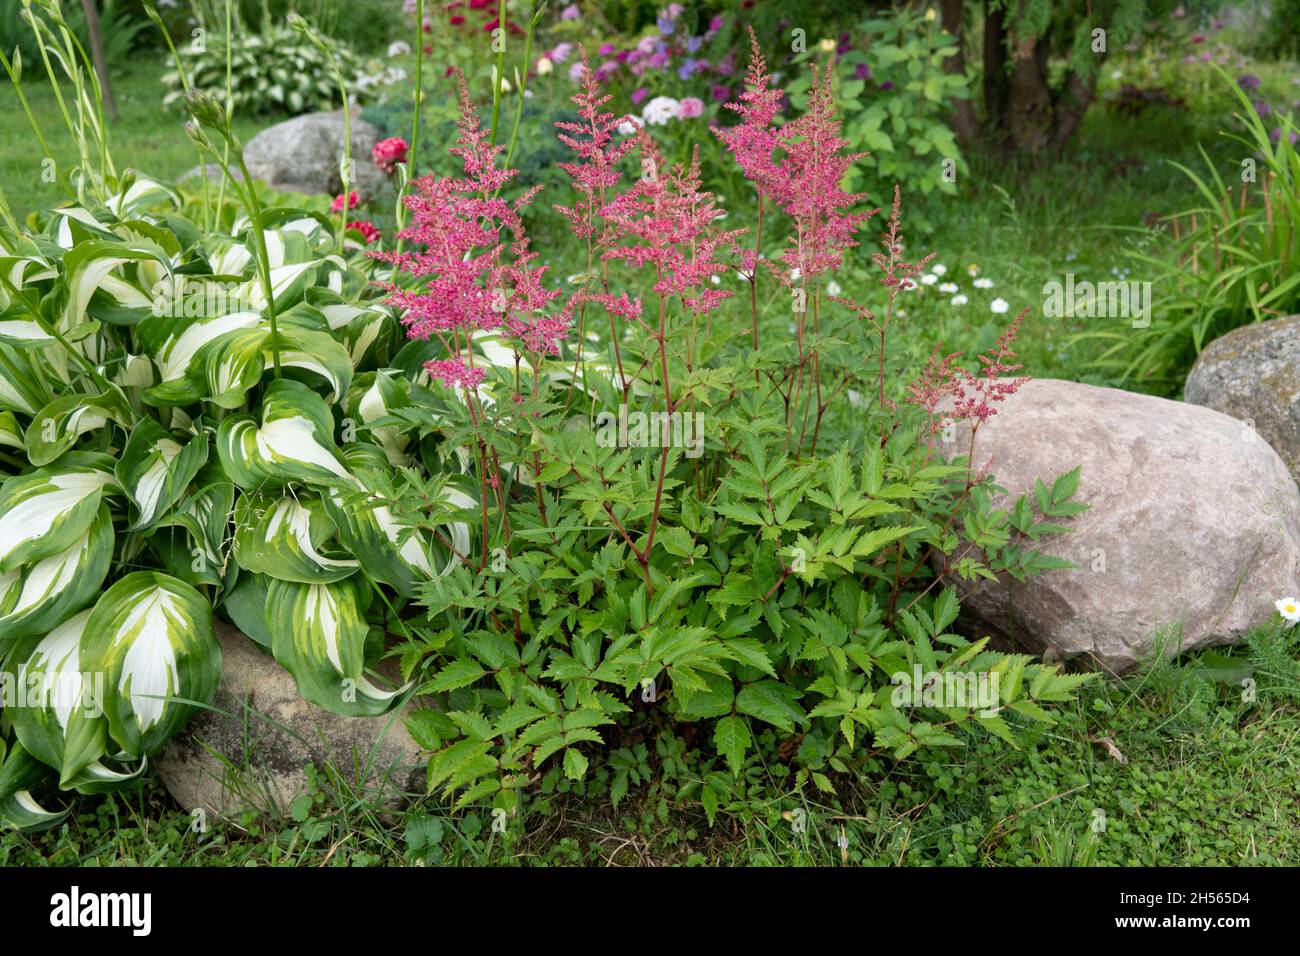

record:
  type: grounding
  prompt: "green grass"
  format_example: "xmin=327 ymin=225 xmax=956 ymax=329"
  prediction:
xmin=0 ymin=62 xmax=262 ymax=224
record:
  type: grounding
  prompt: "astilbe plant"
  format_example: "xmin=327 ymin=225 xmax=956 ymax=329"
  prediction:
xmin=378 ymin=41 xmax=1090 ymax=819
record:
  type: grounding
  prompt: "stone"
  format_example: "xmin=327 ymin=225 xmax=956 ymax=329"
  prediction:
xmin=154 ymin=621 xmax=424 ymax=819
xmin=1184 ymin=314 xmax=1300 ymax=486
xmin=935 ymin=378 xmax=1300 ymax=673
xmin=240 ymin=108 xmax=386 ymax=197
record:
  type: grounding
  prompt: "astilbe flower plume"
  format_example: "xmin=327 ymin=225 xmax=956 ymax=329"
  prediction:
xmin=600 ymin=134 xmax=744 ymax=318
xmin=370 ymin=69 xmax=563 ymax=388
xmin=951 ymin=309 xmax=1031 ymax=425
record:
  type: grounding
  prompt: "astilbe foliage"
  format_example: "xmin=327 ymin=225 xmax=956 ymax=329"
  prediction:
xmin=384 ymin=41 xmax=1086 ymax=817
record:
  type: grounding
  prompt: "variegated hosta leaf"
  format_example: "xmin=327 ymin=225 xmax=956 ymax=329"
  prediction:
xmin=104 ymin=176 xmax=180 ymax=219
xmin=217 ymin=378 xmax=357 ymax=490
xmin=0 ymin=342 xmax=58 ymax=415
xmin=196 ymin=325 xmax=270 ymax=409
xmin=79 ymin=572 xmax=221 ymax=758
xmin=0 ymin=462 xmax=118 ymax=572
xmin=59 ymin=239 xmax=173 ymax=332
xmin=0 ymin=504 xmax=112 ymax=640
xmin=140 ymin=310 xmax=266 ymax=406
xmin=277 ymin=327 xmax=353 ymax=404
xmin=24 ymin=387 xmax=134 ymax=467
xmin=0 ymin=411 xmax=22 ymax=451
xmin=323 ymin=444 xmax=472 ymax=597
xmin=115 ymin=418 xmax=209 ymax=530
xmin=233 ymin=491 xmax=358 ymax=583
xmin=347 ymin=369 xmax=412 ymax=466
xmin=6 ymin=611 xmax=111 ymax=786
xmin=266 ymin=577 xmax=405 ymax=717
xmin=0 ymin=740 xmax=67 ymax=832
xmin=306 ymin=288 xmax=391 ymax=367
xmin=238 ymin=261 xmax=318 ymax=313
xmin=0 ymin=253 xmax=56 ymax=345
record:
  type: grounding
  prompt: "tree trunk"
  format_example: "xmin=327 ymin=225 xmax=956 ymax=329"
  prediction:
xmin=940 ymin=0 xmax=977 ymax=142
xmin=982 ymin=0 xmax=1010 ymax=149
xmin=79 ymin=0 xmax=117 ymax=119
xmin=1006 ymin=30 xmax=1052 ymax=154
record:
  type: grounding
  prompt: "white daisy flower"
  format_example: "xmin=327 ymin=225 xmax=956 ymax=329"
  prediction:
xmin=967 ymin=264 xmax=979 ymax=277
xmin=1277 ymin=597 xmax=1300 ymax=626
xmin=938 ymin=282 xmax=958 ymax=294
xmin=931 ymin=263 xmax=947 ymax=276
xmin=920 ymin=273 xmax=938 ymax=286
xmin=973 ymin=277 xmax=993 ymax=289
xmin=990 ymin=298 xmax=1009 ymax=314
xmin=951 ymin=294 xmax=968 ymax=306
xmin=826 ymin=280 xmax=842 ymax=296
xmin=642 ymin=96 xmax=681 ymax=126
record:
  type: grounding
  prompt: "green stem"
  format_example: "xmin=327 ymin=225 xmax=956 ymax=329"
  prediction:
xmin=489 ymin=0 xmax=506 ymax=145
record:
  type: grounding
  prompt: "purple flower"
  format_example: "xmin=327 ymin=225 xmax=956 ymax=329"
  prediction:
xmin=1254 ymin=99 xmax=1272 ymax=117
xmin=837 ymin=32 xmax=852 ymax=55
xmin=854 ymin=63 xmax=872 ymax=81
xmin=709 ymin=14 xmax=725 ymax=32
xmin=657 ymin=15 xmax=674 ymax=34
xmin=686 ymin=36 xmax=703 ymax=53
xmin=648 ymin=51 xmax=669 ymax=69
xmin=880 ymin=80 xmax=894 ymax=91
xmin=560 ymin=4 xmax=580 ymax=21
xmin=568 ymin=61 xmax=585 ymax=82
xmin=1191 ymin=32 xmax=1206 ymax=44
xmin=631 ymin=86 xmax=649 ymax=105
xmin=1269 ymin=126 xmax=1299 ymax=145
xmin=677 ymin=57 xmax=697 ymax=80
xmin=599 ymin=43 xmax=616 ymax=56
xmin=710 ymin=84 xmax=731 ymax=101
xmin=1237 ymin=73 xmax=1261 ymax=92
xmin=551 ymin=42 xmax=573 ymax=63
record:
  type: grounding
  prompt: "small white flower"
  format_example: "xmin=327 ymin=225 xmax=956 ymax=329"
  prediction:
xmin=967 ymin=264 xmax=979 ymax=277
xmin=1277 ymin=597 xmax=1300 ymax=626
xmin=938 ymin=282 xmax=958 ymax=294
xmin=1065 ymin=251 xmax=1078 ymax=262
xmin=900 ymin=278 xmax=917 ymax=291
xmin=951 ymin=294 xmax=968 ymax=306
xmin=1111 ymin=69 xmax=1123 ymax=79
xmin=973 ymin=277 xmax=994 ymax=289
xmin=790 ymin=267 xmax=802 ymax=281
xmin=642 ymin=95 xmax=681 ymax=125
xmin=990 ymin=298 xmax=1009 ymax=314
xmin=617 ymin=116 xmax=643 ymax=136
xmin=826 ymin=280 xmax=842 ymax=297
xmin=387 ymin=40 xmax=411 ymax=58
xmin=710 ymin=274 xmax=721 ymax=285
xmin=931 ymin=263 xmax=947 ymax=276
xmin=536 ymin=56 xmax=554 ymax=76
xmin=920 ymin=273 xmax=938 ymax=286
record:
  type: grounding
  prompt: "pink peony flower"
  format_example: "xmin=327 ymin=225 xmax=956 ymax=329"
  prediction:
xmin=351 ymin=219 xmax=382 ymax=244
xmin=331 ymin=191 xmax=360 ymax=213
xmin=372 ymin=136 xmax=410 ymax=174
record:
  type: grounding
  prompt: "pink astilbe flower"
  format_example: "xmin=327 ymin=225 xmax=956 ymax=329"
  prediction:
xmin=370 ymin=69 xmax=563 ymax=366
xmin=426 ymin=359 xmax=487 ymax=390
xmin=601 ymin=136 xmax=744 ymax=317
xmin=952 ymin=309 xmax=1031 ymax=425
xmin=553 ymin=46 xmax=639 ymax=242
xmin=774 ymin=65 xmax=876 ymax=278
xmin=713 ymin=27 xmax=789 ymax=208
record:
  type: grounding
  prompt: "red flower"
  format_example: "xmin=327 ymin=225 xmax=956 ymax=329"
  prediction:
xmin=331 ymin=191 xmax=360 ymax=213
xmin=372 ymin=136 xmax=410 ymax=174
xmin=351 ymin=219 xmax=382 ymax=245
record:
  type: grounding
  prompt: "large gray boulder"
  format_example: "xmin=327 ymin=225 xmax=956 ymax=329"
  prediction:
xmin=936 ymin=378 xmax=1300 ymax=673
xmin=155 ymin=621 xmax=424 ymax=819
xmin=239 ymin=107 xmax=386 ymax=197
xmin=1184 ymin=314 xmax=1300 ymax=486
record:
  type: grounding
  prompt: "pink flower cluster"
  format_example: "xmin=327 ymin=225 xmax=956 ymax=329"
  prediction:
xmin=371 ymin=70 xmax=565 ymax=388
xmin=331 ymin=191 xmax=360 ymax=213
xmin=906 ymin=310 xmax=1030 ymax=429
